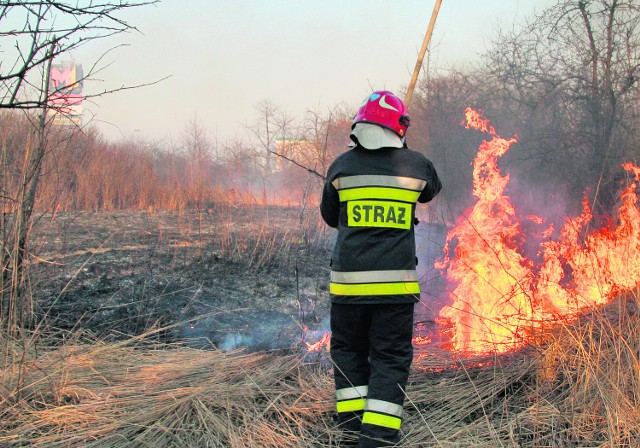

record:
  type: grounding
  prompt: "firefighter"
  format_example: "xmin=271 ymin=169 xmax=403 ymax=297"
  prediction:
xmin=320 ymin=90 xmax=442 ymax=447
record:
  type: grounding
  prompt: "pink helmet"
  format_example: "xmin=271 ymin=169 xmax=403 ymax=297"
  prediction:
xmin=352 ymin=90 xmax=410 ymax=137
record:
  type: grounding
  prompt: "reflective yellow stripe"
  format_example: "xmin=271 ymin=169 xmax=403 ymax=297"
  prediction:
xmin=338 ymin=187 xmax=421 ymax=203
xmin=337 ymin=398 xmax=366 ymax=413
xmin=362 ymin=411 xmax=402 ymax=430
xmin=331 ymin=270 xmax=418 ymax=284
xmin=332 ymin=175 xmax=427 ymax=191
xmin=330 ymin=282 xmax=420 ymax=296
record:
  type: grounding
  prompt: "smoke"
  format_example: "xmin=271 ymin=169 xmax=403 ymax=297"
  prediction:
xmin=507 ymin=171 xmax=571 ymax=218
xmin=416 ymin=222 xmax=448 ymax=321
xmin=181 ymin=310 xmax=302 ymax=352
xmin=218 ymin=333 xmax=256 ymax=352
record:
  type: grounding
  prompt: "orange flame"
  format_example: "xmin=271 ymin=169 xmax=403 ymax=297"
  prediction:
xmin=436 ymin=108 xmax=640 ymax=356
xmin=412 ymin=322 xmax=433 ymax=347
xmin=304 ymin=331 xmax=330 ymax=352
xmin=463 ymin=107 xmax=496 ymax=134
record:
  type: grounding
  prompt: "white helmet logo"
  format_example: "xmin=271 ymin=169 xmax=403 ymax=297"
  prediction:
xmin=379 ymin=95 xmax=399 ymax=112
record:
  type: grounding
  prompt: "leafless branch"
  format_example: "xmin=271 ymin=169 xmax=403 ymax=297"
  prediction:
xmin=269 ymin=150 xmax=326 ymax=180
xmin=1 ymin=1 xmax=158 ymax=108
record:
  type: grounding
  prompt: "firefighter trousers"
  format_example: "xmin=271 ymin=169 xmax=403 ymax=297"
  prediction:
xmin=330 ymin=302 xmax=415 ymax=447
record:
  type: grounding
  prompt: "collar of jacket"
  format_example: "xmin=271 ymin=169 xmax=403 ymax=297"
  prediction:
xmin=350 ymin=122 xmax=404 ymax=150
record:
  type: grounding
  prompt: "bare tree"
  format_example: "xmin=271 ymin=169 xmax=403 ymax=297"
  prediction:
xmin=410 ymin=72 xmax=482 ymax=224
xmin=181 ymin=118 xmax=213 ymax=245
xmin=0 ymin=1 xmax=158 ymax=110
xmin=0 ymin=1 xmax=156 ymax=339
xmin=246 ymin=101 xmax=297 ymax=204
xmin=299 ymin=105 xmax=352 ymax=179
xmin=480 ymin=0 xmax=640 ymax=215
xmin=182 ymin=119 xmax=213 ymax=207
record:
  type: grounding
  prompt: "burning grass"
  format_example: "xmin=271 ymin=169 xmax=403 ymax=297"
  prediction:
xmin=1 ymin=290 xmax=639 ymax=447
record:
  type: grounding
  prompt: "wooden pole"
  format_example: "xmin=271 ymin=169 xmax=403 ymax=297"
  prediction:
xmin=404 ymin=0 xmax=443 ymax=110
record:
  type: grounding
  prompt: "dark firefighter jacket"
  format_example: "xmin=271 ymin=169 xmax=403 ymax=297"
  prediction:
xmin=320 ymin=143 xmax=442 ymax=305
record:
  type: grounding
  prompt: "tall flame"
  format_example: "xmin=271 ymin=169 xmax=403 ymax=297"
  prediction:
xmin=436 ymin=108 xmax=640 ymax=355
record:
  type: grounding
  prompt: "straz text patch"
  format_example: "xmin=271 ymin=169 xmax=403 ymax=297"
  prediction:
xmin=347 ymin=200 xmax=411 ymax=229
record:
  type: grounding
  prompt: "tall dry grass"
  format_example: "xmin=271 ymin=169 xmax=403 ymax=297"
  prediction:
xmin=531 ymin=292 xmax=640 ymax=446
xmin=0 ymin=329 xmax=336 ymax=447
xmin=1 ymin=290 xmax=638 ymax=447
xmin=405 ymin=290 xmax=640 ymax=447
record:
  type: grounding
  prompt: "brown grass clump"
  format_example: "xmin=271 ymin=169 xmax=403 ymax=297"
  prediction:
xmin=0 ymin=334 xmax=336 ymax=447
xmin=531 ymin=292 xmax=640 ymax=446
xmin=1 ymin=290 xmax=639 ymax=447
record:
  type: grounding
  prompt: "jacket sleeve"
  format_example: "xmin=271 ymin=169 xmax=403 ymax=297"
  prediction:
xmin=418 ymin=158 xmax=442 ymax=203
xmin=320 ymin=177 xmax=340 ymax=228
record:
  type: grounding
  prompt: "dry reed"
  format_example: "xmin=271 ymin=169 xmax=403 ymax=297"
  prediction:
xmin=1 ymin=290 xmax=639 ymax=447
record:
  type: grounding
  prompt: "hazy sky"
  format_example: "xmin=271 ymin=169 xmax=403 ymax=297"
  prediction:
xmin=73 ymin=0 xmax=557 ymax=144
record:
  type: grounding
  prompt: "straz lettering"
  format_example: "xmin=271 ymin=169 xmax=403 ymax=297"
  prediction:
xmin=348 ymin=200 xmax=411 ymax=229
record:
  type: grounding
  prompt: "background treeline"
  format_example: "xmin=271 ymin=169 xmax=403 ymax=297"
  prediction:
xmin=0 ymin=110 xmax=351 ymax=214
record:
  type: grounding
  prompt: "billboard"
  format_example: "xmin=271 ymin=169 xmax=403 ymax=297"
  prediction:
xmin=47 ymin=62 xmax=83 ymax=126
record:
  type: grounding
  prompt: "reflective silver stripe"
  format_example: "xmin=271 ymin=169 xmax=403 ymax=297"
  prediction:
xmin=336 ymin=385 xmax=368 ymax=401
xmin=331 ymin=270 xmax=418 ymax=284
xmin=365 ymin=399 xmax=403 ymax=417
xmin=332 ymin=175 xmax=427 ymax=191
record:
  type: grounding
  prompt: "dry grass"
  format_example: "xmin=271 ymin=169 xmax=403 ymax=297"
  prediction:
xmin=1 ymin=290 xmax=639 ymax=447
xmin=1 ymin=332 xmax=336 ymax=447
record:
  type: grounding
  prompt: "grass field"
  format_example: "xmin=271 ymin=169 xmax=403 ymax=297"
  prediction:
xmin=1 ymin=207 xmax=639 ymax=447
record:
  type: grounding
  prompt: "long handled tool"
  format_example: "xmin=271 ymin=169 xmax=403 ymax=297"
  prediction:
xmin=404 ymin=0 xmax=443 ymax=110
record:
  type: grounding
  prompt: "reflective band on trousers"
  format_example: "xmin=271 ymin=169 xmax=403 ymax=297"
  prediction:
xmin=336 ymin=398 xmax=366 ymax=413
xmin=336 ymin=385 xmax=368 ymax=414
xmin=365 ymin=399 xmax=403 ymax=417
xmin=336 ymin=385 xmax=369 ymax=401
xmin=330 ymin=270 xmax=420 ymax=296
xmin=332 ymin=175 xmax=427 ymax=192
xmin=362 ymin=399 xmax=404 ymax=430
xmin=362 ymin=411 xmax=402 ymax=430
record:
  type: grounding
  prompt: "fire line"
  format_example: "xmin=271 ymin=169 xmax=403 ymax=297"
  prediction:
xmin=435 ymin=108 xmax=640 ymax=356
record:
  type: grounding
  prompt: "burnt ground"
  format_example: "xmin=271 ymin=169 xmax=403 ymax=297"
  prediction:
xmin=28 ymin=206 xmax=334 ymax=352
